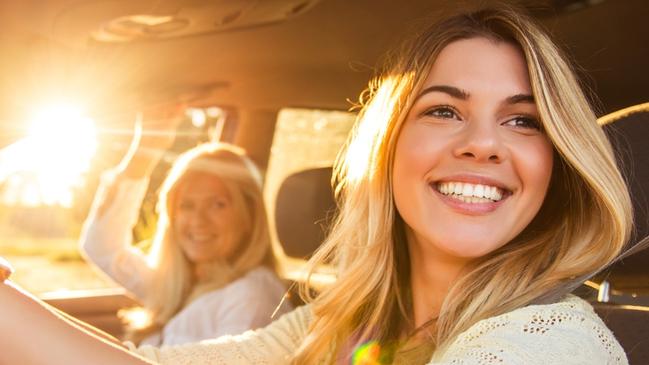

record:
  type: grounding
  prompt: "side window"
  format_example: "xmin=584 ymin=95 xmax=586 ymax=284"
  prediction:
xmin=264 ymin=108 xmax=356 ymax=262
xmin=0 ymin=104 xmax=229 ymax=295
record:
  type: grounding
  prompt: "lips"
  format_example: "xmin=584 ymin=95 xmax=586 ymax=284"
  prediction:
xmin=429 ymin=176 xmax=513 ymax=214
xmin=187 ymin=233 xmax=217 ymax=243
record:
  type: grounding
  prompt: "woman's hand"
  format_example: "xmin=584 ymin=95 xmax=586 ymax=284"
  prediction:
xmin=136 ymin=102 xmax=186 ymax=152
xmin=0 ymin=256 xmax=13 ymax=282
xmin=117 ymin=102 xmax=186 ymax=179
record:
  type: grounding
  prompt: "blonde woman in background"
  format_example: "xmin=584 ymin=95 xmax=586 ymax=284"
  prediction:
xmin=0 ymin=6 xmax=634 ymax=364
xmin=79 ymin=106 xmax=291 ymax=345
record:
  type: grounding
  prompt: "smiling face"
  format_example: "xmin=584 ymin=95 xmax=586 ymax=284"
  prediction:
xmin=392 ymin=37 xmax=554 ymax=264
xmin=173 ymin=171 xmax=245 ymax=265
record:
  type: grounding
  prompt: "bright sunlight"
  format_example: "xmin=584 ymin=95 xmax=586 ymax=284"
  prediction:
xmin=0 ymin=102 xmax=97 ymax=207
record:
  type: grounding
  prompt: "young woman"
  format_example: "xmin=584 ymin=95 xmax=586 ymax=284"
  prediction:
xmin=78 ymin=107 xmax=291 ymax=345
xmin=0 ymin=6 xmax=633 ymax=364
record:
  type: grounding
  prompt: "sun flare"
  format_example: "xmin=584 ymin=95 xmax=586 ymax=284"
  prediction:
xmin=0 ymin=103 xmax=97 ymax=207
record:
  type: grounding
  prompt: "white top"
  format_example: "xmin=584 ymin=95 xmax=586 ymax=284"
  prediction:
xmin=129 ymin=295 xmax=628 ymax=364
xmin=79 ymin=171 xmax=291 ymax=345
xmin=141 ymin=267 xmax=292 ymax=346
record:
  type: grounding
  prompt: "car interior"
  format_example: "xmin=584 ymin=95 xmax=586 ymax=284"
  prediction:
xmin=0 ymin=0 xmax=647 ymax=363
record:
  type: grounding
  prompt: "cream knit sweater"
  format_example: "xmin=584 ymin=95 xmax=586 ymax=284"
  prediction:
xmin=129 ymin=295 xmax=627 ymax=364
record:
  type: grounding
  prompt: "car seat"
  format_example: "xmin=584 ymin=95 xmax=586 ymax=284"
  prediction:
xmin=596 ymin=102 xmax=649 ymax=365
xmin=274 ymin=166 xmax=336 ymax=259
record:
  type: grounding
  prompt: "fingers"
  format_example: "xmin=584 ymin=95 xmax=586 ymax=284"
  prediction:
xmin=135 ymin=102 xmax=186 ymax=151
xmin=0 ymin=257 xmax=14 ymax=282
xmin=141 ymin=102 xmax=186 ymax=129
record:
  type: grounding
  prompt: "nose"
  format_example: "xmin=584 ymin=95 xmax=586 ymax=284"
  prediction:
xmin=187 ymin=207 xmax=211 ymax=227
xmin=453 ymin=120 xmax=507 ymax=163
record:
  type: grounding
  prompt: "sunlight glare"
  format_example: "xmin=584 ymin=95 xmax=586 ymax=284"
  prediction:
xmin=345 ymin=77 xmax=398 ymax=183
xmin=0 ymin=102 xmax=97 ymax=207
xmin=118 ymin=307 xmax=153 ymax=330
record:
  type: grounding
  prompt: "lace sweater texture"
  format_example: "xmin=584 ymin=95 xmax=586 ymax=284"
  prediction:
xmin=129 ymin=295 xmax=627 ymax=364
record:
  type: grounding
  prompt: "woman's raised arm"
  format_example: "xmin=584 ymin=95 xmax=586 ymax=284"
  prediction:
xmin=116 ymin=103 xmax=185 ymax=179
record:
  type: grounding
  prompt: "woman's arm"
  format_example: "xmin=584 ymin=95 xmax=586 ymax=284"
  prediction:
xmin=116 ymin=104 xmax=185 ymax=179
xmin=79 ymin=172 xmax=156 ymax=300
xmin=131 ymin=305 xmax=313 ymax=365
xmin=79 ymin=104 xmax=185 ymax=299
xmin=0 ymin=258 xmax=310 ymax=365
xmin=0 ymin=281 xmax=155 ymax=365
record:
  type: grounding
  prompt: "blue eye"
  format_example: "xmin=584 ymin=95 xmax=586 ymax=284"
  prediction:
xmin=423 ymin=105 xmax=460 ymax=120
xmin=505 ymin=116 xmax=541 ymax=130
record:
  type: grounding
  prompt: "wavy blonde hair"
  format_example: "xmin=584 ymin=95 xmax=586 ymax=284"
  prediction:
xmin=141 ymin=143 xmax=275 ymax=328
xmin=295 ymin=6 xmax=632 ymax=364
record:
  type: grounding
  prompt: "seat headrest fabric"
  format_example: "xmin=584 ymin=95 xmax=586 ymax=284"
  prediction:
xmin=528 ymin=103 xmax=649 ymax=305
xmin=275 ymin=167 xmax=336 ymax=258
xmin=601 ymin=102 xmax=649 ymax=274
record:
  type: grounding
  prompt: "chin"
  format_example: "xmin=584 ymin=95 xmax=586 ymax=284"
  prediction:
xmin=440 ymin=238 xmax=507 ymax=260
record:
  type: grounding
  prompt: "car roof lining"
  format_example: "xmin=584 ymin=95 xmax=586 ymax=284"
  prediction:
xmin=0 ymin=0 xmax=647 ymax=125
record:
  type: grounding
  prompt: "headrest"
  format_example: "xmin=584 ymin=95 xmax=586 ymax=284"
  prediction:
xmin=275 ymin=167 xmax=336 ymax=258
xmin=600 ymin=102 xmax=649 ymax=275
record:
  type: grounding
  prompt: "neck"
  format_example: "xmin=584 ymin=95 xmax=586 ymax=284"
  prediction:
xmin=191 ymin=259 xmax=236 ymax=287
xmin=193 ymin=263 xmax=212 ymax=283
xmin=406 ymin=230 xmax=469 ymax=329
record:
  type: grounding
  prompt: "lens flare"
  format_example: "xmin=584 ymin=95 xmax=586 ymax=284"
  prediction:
xmin=352 ymin=340 xmax=382 ymax=365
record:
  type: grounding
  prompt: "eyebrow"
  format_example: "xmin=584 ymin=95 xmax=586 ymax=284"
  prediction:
xmin=505 ymin=93 xmax=535 ymax=104
xmin=416 ymin=85 xmax=535 ymax=105
xmin=417 ymin=85 xmax=469 ymax=100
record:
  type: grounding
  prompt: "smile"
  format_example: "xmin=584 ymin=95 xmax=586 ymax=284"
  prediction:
xmin=188 ymin=233 xmax=217 ymax=243
xmin=435 ymin=181 xmax=509 ymax=203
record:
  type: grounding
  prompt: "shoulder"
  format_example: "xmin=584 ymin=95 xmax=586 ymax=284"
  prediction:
xmin=225 ymin=267 xmax=287 ymax=295
xmin=192 ymin=267 xmax=287 ymax=307
xmin=434 ymin=295 xmax=627 ymax=365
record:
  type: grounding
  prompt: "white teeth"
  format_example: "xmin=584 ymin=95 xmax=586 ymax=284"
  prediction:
xmin=474 ymin=184 xmax=484 ymax=197
xmin=453 ymin=183 xmax=463 ymax=195
xmin=462 ymin=184 xmax=473 ymax=197
xmin=435 ymin=181 xmax=506 ymax=202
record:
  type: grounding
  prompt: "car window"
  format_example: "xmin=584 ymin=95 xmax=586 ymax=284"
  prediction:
xmin=264 ymin=107 xmax=355 ymax=263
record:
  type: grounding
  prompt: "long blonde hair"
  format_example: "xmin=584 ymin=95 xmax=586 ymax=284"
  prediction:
xmin=295 ymin=6 xmax=632 ymax=364
xmin=142 ymin=143 xmax=274 ymax=327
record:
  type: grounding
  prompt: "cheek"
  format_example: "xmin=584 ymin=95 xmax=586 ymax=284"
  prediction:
xmin=208 ymin=207 xmax=237 ymax=229
xmin=508 ymin=138 xmax=555 ymax=240
xmin=172 ymin=212 xmax=186 ymax=234
xmin=214 ymin=209 xmax=243 ymax=239
xmin=517 ymin=139 xmax=554 ymax=198
xmin=393 ymin=124 xmax=446 ymax=180
xmin=393 ymin=124 xmax=445 ymax=195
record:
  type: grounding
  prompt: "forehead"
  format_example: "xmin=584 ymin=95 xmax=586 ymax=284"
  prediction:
xmin=423 ymin=37 xmax=531 ymax=94
xmin=176 ymin=171 xmax=230 ymax=200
